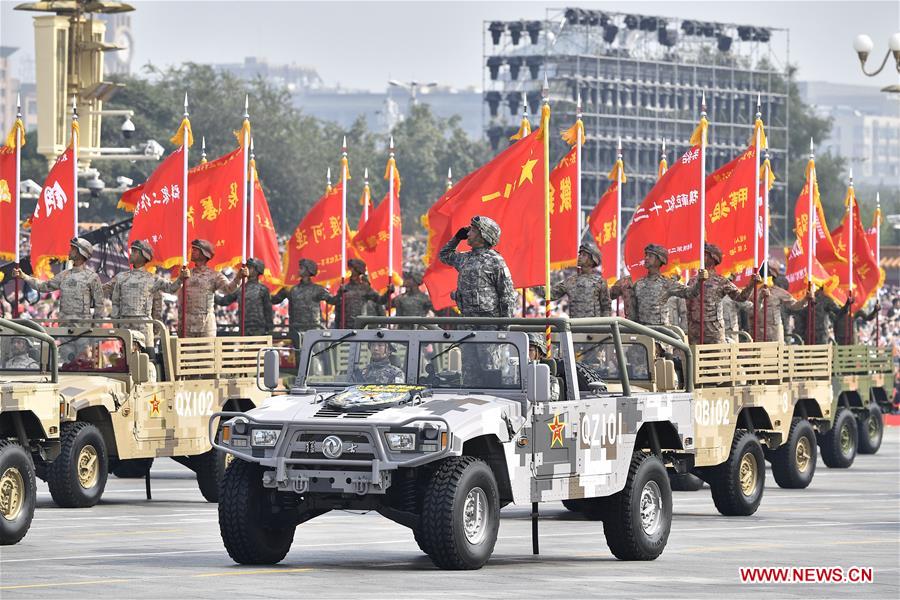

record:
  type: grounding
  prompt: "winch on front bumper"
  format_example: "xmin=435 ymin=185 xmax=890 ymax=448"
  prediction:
xmin=210 ymin=411 xmax=452 ymax=495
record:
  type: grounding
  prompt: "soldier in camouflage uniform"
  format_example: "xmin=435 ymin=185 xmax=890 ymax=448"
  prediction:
xmin=609 ymin=274 xmax=637 ymax=319
xmin=632 ymin=244 xmax=700 ymax=329
xmin=833 ymin=301 xmax=879 ymax=345
xmin=793 ymin=288 xmax=849 ymax=345
xmin=331 ymin=259 xmax=393 ymax=329
xmin=15 ymin=237 xmax=104 ymax=320
xmin=3 ymin=336 xmax=38 ymax=369
xmin=665 ymin=269 xmax=688 ymax=333
xmin=550 ymin=244 xmax=611 ymax=318
xmin=393 ymin=272 xmax=434 ymax=328
xmin=350 ymin=341 xmax=405 ymax=384
xmin=180 ymin=239 xmax=247 ymax=338
xmin=104 ymin=239 xmax=184 ymax=344
xmin=216 ymin=258 xmax=273 ymax=336
xmin=753 ymin=278 xmax=807 ymax=342
xmin=684 ymin=244 xmax=759 ymax=345
xmin=271 ymin=258 xmax=335 ymax=346
xmin=361 ymin=273 xmax=388 ymax=319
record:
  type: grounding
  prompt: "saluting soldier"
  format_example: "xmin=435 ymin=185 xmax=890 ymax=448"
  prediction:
xmin=684 ymin=244 xmax=759 ymax=345
xmin=181 ymin=239 xmax=247 ymax=337
xmin=331 ymin=258 xmax=392 ymax=329
xmin=393 ymin=272 xmax=434 ymax=327
xmin=15 ymin=237 xmax=103 ymax=321
xmin=216 ymin=257 xmax=273 ymax=337
xmin=271 ymin=258 xmax=335 ymax=347
xmin=632 ymin=244 xmax=700 ymax=329
xmin=105 ymin=239 xmax=184 ymax=344
xmin=550 ymin=243 xmax=611 ymax=318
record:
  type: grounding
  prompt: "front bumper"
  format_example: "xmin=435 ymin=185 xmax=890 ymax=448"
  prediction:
xmin=210 ymin=411 xmax=452 ymax=495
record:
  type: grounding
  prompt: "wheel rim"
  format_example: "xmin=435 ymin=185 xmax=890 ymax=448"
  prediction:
xmin=739 ymin=452 xmax=758 ymax=497
xmin=463 ymin=486 xmax=489 ymax=545
xmin=795 ymin=437 xmax=812 ymax=473
xmin=867 ymin=416 xmax=879 ymax=441
xmin=639 ymin=480 xmax=663 ymax=536
xmin=0 ymin=467 xmax=25 ymax=521
xmin=839 ymin=424 xmax=852 ymax=456
xmin=77 ymin=445 xmax=99 ymax=489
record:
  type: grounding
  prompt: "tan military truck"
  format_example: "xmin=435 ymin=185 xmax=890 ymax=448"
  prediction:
xmin=1 ymin=318 xmax=270 ymax=509
xmin=828 ymin=344 xmax=892 ymax=460
xmin=570 ymin=327 xmax=836 ymax=516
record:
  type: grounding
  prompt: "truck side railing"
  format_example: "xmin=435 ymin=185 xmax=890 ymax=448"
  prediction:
xmin=833 ymin=344 xmax=893 ymax=376
xmin=174 ymin=336 xmax=272 ymax=378
xmin=689 ymin=342 xmax=832 ymax=387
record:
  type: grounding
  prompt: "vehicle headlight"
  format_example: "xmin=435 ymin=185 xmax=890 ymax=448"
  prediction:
xmin=385 ymin=432 xmax=416 ymax=451
xmin=251 ymin=428 xmax=281 ymax=447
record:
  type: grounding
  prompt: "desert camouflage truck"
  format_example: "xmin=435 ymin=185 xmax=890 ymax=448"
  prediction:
xmin=211 ymin=317 xmax=695 ymax=570
xmin=572 ymin=327 xmax=837 ymax=515
xmin=828 ymin=344 xmax=893 ymax=459
xmin=0 ymin=318 xmax=60 ymax=545
xmin=2 ymin=318 xmax=271 ymax=509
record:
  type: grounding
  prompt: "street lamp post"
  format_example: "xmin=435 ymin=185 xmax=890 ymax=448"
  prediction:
xmin=853 ymin=33 xmax=900 ymax=92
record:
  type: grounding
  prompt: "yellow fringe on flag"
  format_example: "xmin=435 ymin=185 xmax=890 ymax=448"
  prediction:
xmin=560 ymin=119 xmax=584 ymax=147
xmin=536 ymin=104 xmax=551 ymax=140
xmin=117 ymin=195 xmax=135 ymax=213
xmin=170 ymin=117 xmax=194 ymax=148
xmin=341 ymin=155 xmax=351 ymax=181
xmin=805 ymin=158 xmax=815 ymax=180
xmin=657 ymin=158 xmax=668 ymax=179
xmin=383 ymin=157 xmax=401 ymax=193
xmin=509 ymin=116 xmax=532 ymax=141
xmin=69 ymin=120 xmax=80 ymax=146
xmin=4 ymin=118 xmax=25 ymax=148
xmin=843 ymin=184 xmax=855 ymax=209
xmin=748 ymin=117 xmax=768 ymax=150
xmin=326 ymin=183 xmax=333 ymax=195
xmin=606 ymin=159 xmax=627 ymax=183
xmin=874 ymin=206 xmax=882 ymax=227
xmin=760 ymin=158 xmax=776 ymax=190
xmin=360 ymin=185 xmax=370 ymax=207
xmin=688 ymin=116 xmax=708 ymax=147
xmin=232 ymin=119 xmax=251 ymax=148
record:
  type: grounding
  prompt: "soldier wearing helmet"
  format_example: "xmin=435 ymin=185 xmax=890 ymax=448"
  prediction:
xmin=14 ymin=237 xmax=104 ymax=320
xmin=331 ymin=258 xmax=393 ymax=329
xmin=179 ymin=239 xmax=248 ymax=337
xmin=3 ymin=336 xmax=38 ymax=369
xmin=549 ymin=243 xmax=611 ymax=318
xmin=271 ymin=258 xmax=336 ymax=346
xmin=350 ymin=340 xmax=405 ymax=384
xmin=216 ymin=257 xmax=273 ymax=336
xmin=632 ymin=243 xmax=701 ymax=330
xmin=392 ymin=271 xmax=433 ymax=328
xmin=104 ymin=239 xmax=184 ymax=344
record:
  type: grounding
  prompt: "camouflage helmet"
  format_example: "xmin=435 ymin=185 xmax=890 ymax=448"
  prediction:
xmin=704 ymin=243 xmax=723 ymax=266
xmin=130 ymin=330 xmax=147 ymax=349
xmin=527 ymin=332 xmax=548 ymax=355
xmin=130 ymin=239 xmax=153 ymax=262
xmin=644 ymin=243 xmax=668 ymax=265
xmin=10 ymin=336 xmax=34 ymax=350
xmin=246 ymin=257 xmax=265 ymax=274
xmin=404 ymin=270 xmax=423 ymax=286
xmin=298 ymin=258 xmax=318 ymax=277
xmin=70 ymin=237 xmax=94 ymax=260
xmin=470 ymin=215 xmax=501 ymax=247
xmin=578 ymin=243 xmax=602 ymax=267
xmin=191 ymin=238 xmax=214 ymax=259
xmin=348 ymin=258 xmax=367 ymax=273
xmin=766 ymin=258 xmax=783 ymax=275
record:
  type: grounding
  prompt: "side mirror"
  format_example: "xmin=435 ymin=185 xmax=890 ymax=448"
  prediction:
xmin=526 ymin=362 xmax=551 ymax=402
xmin=135 ymin=353 xmax=150 ymax=384
xmin=263 ymin=349 xmax=280 ymax=391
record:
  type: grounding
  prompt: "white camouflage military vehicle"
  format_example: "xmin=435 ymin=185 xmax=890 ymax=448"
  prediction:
xmin=212 ymin=316 xmax=695 ymax=570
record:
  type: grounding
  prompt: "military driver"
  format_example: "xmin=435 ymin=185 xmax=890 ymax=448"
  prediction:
xmin=3 ymin=336 xmax=38 ymax=369
xmin=350 ymin=341 xmax=405 ymax=384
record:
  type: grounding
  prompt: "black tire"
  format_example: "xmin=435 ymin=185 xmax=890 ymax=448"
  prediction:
xmin=195 ymin=449 xmax=227 ymax=503
xmin=857 ymin=403 xmax=883 ymax=455
xmin=820 ymin=408 xmax=857 ymax=468
xmin=47 ymin=422 xmax=108 ymax=508
xmin=219 ymin=459 xmax=295 ymax=564
xmin=0 ymin=441 xmax=36 ymax=545
xmin=601 ymin=453 xmax=672 ymax=560
xmin=708 ymin=430 xmax=765 ymax=516
xmin=112 ymin=458 xmax=154 ymax=479
xmin=771 ymin=418 xmax=817 ymax=489
xmin=668 ymin=471 xmax=704 ymax=491
xmin=416 ymin=457 xmax=500 ymax=570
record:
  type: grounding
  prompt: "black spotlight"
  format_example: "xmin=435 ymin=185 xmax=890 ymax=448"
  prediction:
xmin=525 ymin=56 xmax=544 ymax=79
xmin=658 ymin=26 xmax=678 ymax=47
xmin=603 ymin=23 xmax=619 ymax=43
xmin=737 ymin=26 xmax=753 ymax=42
xmin=586 ymin=10 xmax=600 ymax=26
xmin=508 ymin=22 xmax=524 ymax=45
xmin=507 ymin=56 xmax=523 ymax=80
xmin=565 ymin=8 xmax=579 ymax=25
xmin=486 ymin=56 xmax=504 ymax=80
xmin=506 ymin=91 xmax=522 ymax=115
xmin=754 ymin=28 xmax=771 ymax=42
xmin=624 ymin=15 xmax=639 ymax=30
xmin=700 ymin=22 xmax=716 ymax=37
xmin=526 ymin=91 xmax=542 ymax=116
xmin=681 ymin=20 xmax=696 ymax=35
xmin=717 ymin=34 xmax=733 ymax=52
xmin=488 ymin=22 xmax=505 ymax=45
xmin=487 ymin=126 xmax=504 ymax=151
xmin=526 ymin=21 xmax=542 ymax=44
xmin=640 ymin=16 xmax=658 ymax=31
xmin=485 ymin=91 xmax=502 ymax=117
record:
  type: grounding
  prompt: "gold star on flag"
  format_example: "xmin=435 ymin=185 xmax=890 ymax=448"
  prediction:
xmin=518 ymin=159 xmax=538 ymax=186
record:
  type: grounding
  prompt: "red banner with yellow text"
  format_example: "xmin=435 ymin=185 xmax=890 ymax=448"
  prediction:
xmin=250 ymin=174 xmax=283 ymax=291
xmin=829 ymin=187 xmax=884 ymax=307
xmin=30 ymin=146 xmax=76 ymax=278
xmin=587 ymin=181 xmax=620 ymax=285
xmin=549 ymin=146 xmax=579 ymax=269
xmin=0 ymin=146 xmax=18 ymax=263
xmin=352 ymin=191 xmax=402 ymax=293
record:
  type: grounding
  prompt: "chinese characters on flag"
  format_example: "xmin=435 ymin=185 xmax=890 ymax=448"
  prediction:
xmin=548 ymin=146 xmax=579 ymax=269
xmin=30 ymin=146 xmax=75 ymax=278
xmin=352 ymin=191 xmax=402 ymax=293
xmin=249 ymin=175 xmax=283 ymax=291
xmin=587 ymin=181 xmax=619 ymax=285
xmin=828 ymin=187 xmax=884 ymax=307
xmin=0 ymin=146 xmax=17 ymax=262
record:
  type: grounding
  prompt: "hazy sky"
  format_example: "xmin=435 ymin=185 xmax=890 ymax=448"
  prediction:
xmin=2 ymin=0 xmax=899 ymax=92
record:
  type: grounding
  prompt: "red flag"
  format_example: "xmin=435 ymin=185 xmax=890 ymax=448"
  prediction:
xmin=187 ymin=147 xmax=246 ymax=271
xmin=623 ymin=144 xmax=703 ymax=279
xmin=829 ymin=187 xmax=884 ymax=306
xmin=0 ymin=147 xmax=17 ymax=263
xmin=549 ymin=146 xmax=579 ymax=269
xmin=423 ymin=128 xmax=546 ymax=310
xmin=587 ymin=181 xmax=619 ymax=285
xmin=283 ymin=181 xmax=353 ymax=288
xmin=30 ymin=145 xmax=76 ymax=278
xmin=250 ymin=174 xmax=283 ymax=291
xmin=352 ymin=191 xmax=402 ymax=293
xmin=123 ymin=147 xmax=187 ymax=269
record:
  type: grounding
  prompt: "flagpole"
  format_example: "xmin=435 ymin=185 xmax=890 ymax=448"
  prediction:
xmin=388 ymin=136 xmax=395 ymax=308
xmin=576 ymin=93 xmax=583 ymax=249
xmin=13 ymin=93 xmax=21 ymax=317
xmin=446 ymin=167 xmax=453 ymax=192
xmin=875 ymin=192 xmax=881 ymax=346
xmin=249 ymin=138 xmax=256 ymax=255
xmin=363 ymin=168 xmax=370 ymax=222
xmin=807 ymin=139 xmax=816 ymax=344
xmin=752 ymin=94 xmax=762 ymax=341
xmin=340 ymin=136 xmax=348 ymax=328
xmin=616 ymin=136 xmax=623 ymax=283
xmin=847 ymin=169 xmax=854 ymax=343
xmin=240 ymin=95 xmax=250 ymax=335
xmin=541 ymin=75 xmax=551 ymax=346
xmin=72 ymin=96 xmax=78 ymax=238
xmin=699 ymin=92 xmax=707 ymax=345
xmin=762 ymin=143 xmax=770 ymax=342
xmin=180 ymin=94 xmax=190 ymax=338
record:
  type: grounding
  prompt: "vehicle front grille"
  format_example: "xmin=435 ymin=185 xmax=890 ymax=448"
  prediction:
xmin=313 ymin=405 xmax=383 ymax=419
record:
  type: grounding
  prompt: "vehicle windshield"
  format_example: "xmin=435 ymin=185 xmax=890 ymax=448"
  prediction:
xmin=0 ymin=334 xmax=46 ymax=372
xmin=417 ymin=340 xmax=521 ymax=389
xmin=573 ymin=341 xmax=650 ymax=380
xmin=57 ymin=336 xmax=129 ymax=373
xmin=305 ymin=339 xmax=409 ymax=387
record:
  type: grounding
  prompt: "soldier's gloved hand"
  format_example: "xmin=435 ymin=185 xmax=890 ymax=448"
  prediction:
xmin=12 ymin=267 xmax=22 ymax=279
xmin=454 ymin=227 xmax=470 ymax=241
xmin=180 ymin=267 xmax=191 ymax=279
xmin=239 ymin=266 xmax=250 ymax=279
xmin=759 ymin=287 xmax=770 ymax=299
xmin=387 ymin=284 xmax=396 ymax=294
xmin=699 ymin=269 xmax=709 ymax=280
xmin=753 ymin=273 xmax=763 ymax=284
